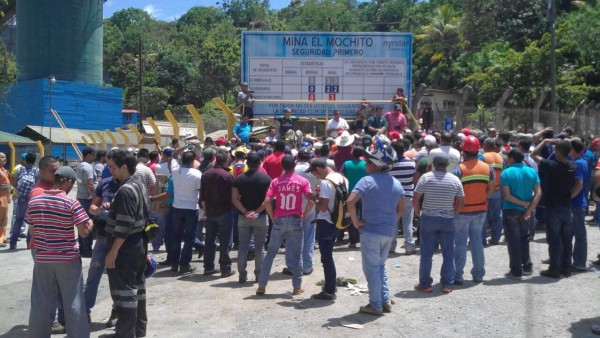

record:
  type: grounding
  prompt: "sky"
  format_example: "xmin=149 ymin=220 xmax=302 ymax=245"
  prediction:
xmin=103 ymin=0 xmax=292 ymax=21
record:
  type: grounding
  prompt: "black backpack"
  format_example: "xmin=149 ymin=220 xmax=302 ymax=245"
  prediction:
xmin=324 ymin=178 xmax=352 ymax=230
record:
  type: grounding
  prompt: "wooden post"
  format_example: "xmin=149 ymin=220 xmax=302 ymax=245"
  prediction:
xmin=533 ymin=91 xmax=547 ymax=126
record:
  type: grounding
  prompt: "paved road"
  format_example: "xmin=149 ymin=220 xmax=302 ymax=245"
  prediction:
xmin=1 ymin=197 xmax=600 ymax=337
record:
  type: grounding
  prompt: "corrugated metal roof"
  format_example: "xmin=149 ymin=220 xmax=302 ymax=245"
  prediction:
xmin=0 ymin=130 xmax=37 ymax=145
xmin=19 ymin=125 xmax=140 ymax=149
xmin=142 ymin=121 xmax=199 ymax=138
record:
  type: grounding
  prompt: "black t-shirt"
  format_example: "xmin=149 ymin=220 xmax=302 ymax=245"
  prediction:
xmin=275 ymin=116 xmax=298 ymax=135
xmin=538 ymin=159 xmax=576 ymax=208
xmin=232 ymin=169 xmax=272 ymax=214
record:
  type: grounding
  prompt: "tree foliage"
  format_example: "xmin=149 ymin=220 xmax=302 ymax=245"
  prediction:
xmin=100 ymin=1 xmax=600 ymax=123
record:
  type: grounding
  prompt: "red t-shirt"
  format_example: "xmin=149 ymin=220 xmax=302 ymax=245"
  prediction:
xmin=266 ymin=173 xmax=312 ymax=218
xmin=263 ymin=151 xmax=285 ymax=179
xmin=25 ymin=190 xmax=90 ymax=262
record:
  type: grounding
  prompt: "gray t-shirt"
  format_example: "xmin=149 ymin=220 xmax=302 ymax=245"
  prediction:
xmin=76 ymin=161 xmax=96 ymax=199
xmin=414 ymin=171 xmax=464 ymax=218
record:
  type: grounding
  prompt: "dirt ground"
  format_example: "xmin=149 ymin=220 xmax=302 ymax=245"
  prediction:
xmin=2 ymin=210 xmax=600 ymax=337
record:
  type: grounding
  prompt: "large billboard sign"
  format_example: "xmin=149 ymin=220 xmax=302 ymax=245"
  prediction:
xmin=241 ymin=31 xmax=413 ymax=117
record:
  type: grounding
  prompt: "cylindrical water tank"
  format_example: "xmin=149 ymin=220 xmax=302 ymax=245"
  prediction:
xmin=16 ymin=0 xmax=103 ymax=85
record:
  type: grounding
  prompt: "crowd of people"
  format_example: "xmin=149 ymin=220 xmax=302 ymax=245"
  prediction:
xmin=5 ymin=97 xmax=600 ymax=336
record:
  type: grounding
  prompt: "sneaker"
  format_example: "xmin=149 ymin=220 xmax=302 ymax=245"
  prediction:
xmin=221 ymin=270 xmax=236 ymax=278
xmin=522 ymin=270 xmax=533 ymax=276
xmin=473 ymin=278 xmax=483 ymax=283
xmin=239 ymin=271 xmax=248 ymax=283
xmin=302 ymin=269 xmax=313 ymax=276
xmin=311 ymin=290 xmax=336 ymax=300
xmin=559 ymin=268 xmax=571 ymax=278
xmin=488 ymin=240 xmax=499 ymax=246
xmin=441 ymin=286 xmax=453 ymax=294
xmin=540 ymin=269 xmax=561 ymax=279
xmin=179 ymin=265 xmax=196 ymax=274
xmin=170 ymin=264 xmax=179 ymax=272
xmin=105 ymin=308 xmax=118 ymax=328
xmin=453 ymin=280 xmax=464 ymax=286
xmin=571 ymin=265 xmax=588 ymax=273
xmin=359 ymin=303 xmax=383 ymax=316
xmin=282 ymin=267 xmax=293 ymax=276
xmin=158 ymin=260 xmax=172 ymax=266
xmin=405 ymin=248 xmax=417 ymax=255
xmin=504 ymin=272 xmax=523 ymax=280
xmin=256 ymin=286 xmax=266 ymax=295
xmin=414 ymin=284 xmax=433 ymax=292
xmin=204 ymin=269 xmax=221 ymax=275
xmin=292 ymin=287 xmax=304 ymax=295
xmin=51 ymin=322 xmax=66 ymax=334
xmin=8 ymin=244 xmax=16 ymax=250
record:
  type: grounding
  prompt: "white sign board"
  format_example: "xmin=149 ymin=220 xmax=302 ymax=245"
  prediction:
xmin=241 ymin=32 xmax=413 ymax=118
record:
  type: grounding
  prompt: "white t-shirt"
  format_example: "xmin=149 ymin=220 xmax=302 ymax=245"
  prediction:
xmin=428 ymin=146 xmax=462 ymax=172
xmin=155 ymin=159 xmax=180 ymax=176
xmin=172 ymin=167 xmax=202 ymax=210
xmin=316 ymin=172 xmax=348 ymax=223
xmin=326 ymin=118 xmax=349 ymax=137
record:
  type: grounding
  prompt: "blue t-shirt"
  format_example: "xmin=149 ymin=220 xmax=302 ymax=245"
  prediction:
xmin=352 ymin=172 xmax=404 ymax=237
xmin=500 ymin=163 xmax=540 ymax=211
xmin=233 ymin=122 xmax=252 ymax=143
xmin=572 ymin=157 xmax=588 ymax=208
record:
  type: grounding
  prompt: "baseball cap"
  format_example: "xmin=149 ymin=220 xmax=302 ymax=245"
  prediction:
xmin=162 ymin=147 xmax=174 ymax=156
xmin=55 ymin=166 xmax=77 ymax=181
xmin=20 ymin=152 xmax=27 ymax=159
xmin=394 ymin=103 xmax=402 ymax=109
xmin=215 ymin=137 xmax=227 ymax=146
xmin=298 ymin=147 xmax=311 ymax=157
xmin=424 ymin=135 xmax=437 ymax=146
xmin=241 ymin=81 xmax=248 ymax=86
xmin=305 ymin=158 xmax=327 ymax=173
xmin=82 ymin=146 xmax=95 ymax=157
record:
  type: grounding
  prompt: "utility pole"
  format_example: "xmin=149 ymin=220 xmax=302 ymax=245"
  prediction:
xmin=138 ymin=35 xmax=144 ymax=132
xmin=548 ymin=0 xmax=557 ymax=128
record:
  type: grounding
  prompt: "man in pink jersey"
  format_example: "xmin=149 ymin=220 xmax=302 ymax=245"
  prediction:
xmin=256 ymin=154 xmax=314 ymax=296
xmin=26 ymin=166 xmax=93 ymax=337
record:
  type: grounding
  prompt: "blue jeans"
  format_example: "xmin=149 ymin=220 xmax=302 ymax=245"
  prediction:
xmin=9 ymin=199 xmax=27 ymax=247
xmin=418 ymin=215 xmax=455 ymax=287
xmin=391 ymin=197 xmax=414 ymax=252
xmin=545 ymin=208 xmax=573 ymax=272
xmin=572 ymin=207 xmax=587 ymax=268
xmin=360 ymin=231 xmax=392 ymax=312
xmin=150 ymin=212 xmax=169 ymax=251
xmin=285 ymin=210 xmax=316 ymax=273
xmin=231 ymin=209 xmax=240 ymax=246
xmin=454 ymin=213 xmax=486 ymax=281
xmin=316 ymin=219 xmax=339 ymax=294
xmin=503 ymin=209 xmax=532 ymax=276
xmin=83 ymin=235 xmax=108 ymax=311
xmin=259 ymin=215 xmax=303 ymax=288
xmin=204 ymin=211 xmax=233 ymax=272
xmin=485 ymin=197 xmax=503 ymax=242
xmin=169 ymin=207 xmax=199 ymax=267
xmin=77 ymin=198 xmax=93 ymax=252
xmin=238 ymin=214 xmax=268 ymax=277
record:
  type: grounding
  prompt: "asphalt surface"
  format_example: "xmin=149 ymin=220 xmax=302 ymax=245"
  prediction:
xmin=1 ymin=193 xmax=600 ymax=337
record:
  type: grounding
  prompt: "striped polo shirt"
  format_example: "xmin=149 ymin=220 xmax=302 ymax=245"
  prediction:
xmin=25 ymin=190 xmax=90 ymax=263
xmin=415 ymin=171 xmax=464 ymax=218
xmin=388 ymin=157 xmax=416 ymax=198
